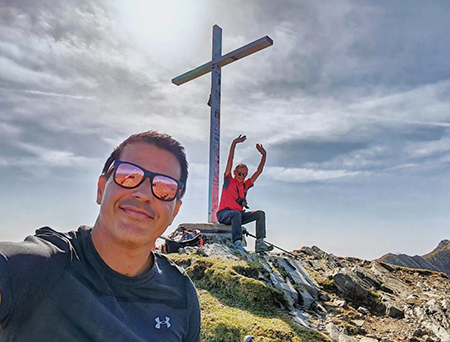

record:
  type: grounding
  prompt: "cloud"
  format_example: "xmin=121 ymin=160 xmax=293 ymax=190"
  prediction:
xmin=19 ymin=89 xmax=96 ymax=100
xmin=0 ymin=121 xmax=22 ymax=137
xmin=265 ymin=166 xmax=364 ymax=183
xmin=405 ymin=137 xmax=450 ymax=159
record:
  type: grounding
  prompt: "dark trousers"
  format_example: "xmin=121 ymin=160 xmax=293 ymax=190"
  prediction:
xmin=216 ymin=209 xmax=266 ymax=243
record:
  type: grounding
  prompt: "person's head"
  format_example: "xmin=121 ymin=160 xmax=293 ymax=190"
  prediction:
xmin=101 ymin=131 xmax=188 ymax=198
xmin=233 ymin=163 xmax=248 ymax=183
xmin=94 ymin=131 xmax=188 ymax=248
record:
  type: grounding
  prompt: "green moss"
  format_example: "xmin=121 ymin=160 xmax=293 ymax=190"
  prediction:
xmin=187 ymin=257 xmax=288 ymax=311
xmin=170 ymin=255 xmax=332 ymax=341
xmin=167 ymin=253 xmax=198 ymax=268
xmin=342 ymin=322 xmax=360 ymax=336
xmin=199 ymin=290 xmax=331 ymax=342
xmin=319 ymin=278 xmax=336 ymax=292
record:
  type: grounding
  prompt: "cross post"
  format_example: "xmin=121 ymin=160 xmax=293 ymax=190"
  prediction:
xmin=172 ymin=24 xmax=273 ymax=223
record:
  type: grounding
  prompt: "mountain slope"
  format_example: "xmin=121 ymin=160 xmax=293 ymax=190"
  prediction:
xmin=165 ymin=235 xmax=450 ymax=342
xmin=378 ymin=239 xmax=450 ymax=276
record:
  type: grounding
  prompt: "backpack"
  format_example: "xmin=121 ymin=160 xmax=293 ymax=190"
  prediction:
xmin=162 ymin=227 xmax=204 ymax=253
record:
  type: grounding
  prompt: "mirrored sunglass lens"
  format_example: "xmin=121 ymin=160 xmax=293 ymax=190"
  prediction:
xmin=115 ymin=163 xmax=144 ymax=188
xmin=152 ymin=176 xmax=179 ymax=200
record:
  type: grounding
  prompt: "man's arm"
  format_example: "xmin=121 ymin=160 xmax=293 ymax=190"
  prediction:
xmin=250 ymin=143 xmax=267 ymax=183
xmin=224 ymin=135 xmax=246 ymax=176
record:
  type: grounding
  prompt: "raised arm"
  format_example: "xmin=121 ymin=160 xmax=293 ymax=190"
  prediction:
xmin=224 ymin=135 xmax=247 ymax=176
xmin=250 ymin=143 xmax=267 ymax=183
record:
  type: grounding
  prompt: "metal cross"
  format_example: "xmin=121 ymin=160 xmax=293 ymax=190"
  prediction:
xmin=172 ymin=24 xmax=273 ymax=223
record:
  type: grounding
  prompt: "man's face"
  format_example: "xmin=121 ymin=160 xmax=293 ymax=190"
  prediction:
xmin=233 ymin=166 xmax=248 ymax=183
xmin=95 ymin=142 xmax=182 ymax=248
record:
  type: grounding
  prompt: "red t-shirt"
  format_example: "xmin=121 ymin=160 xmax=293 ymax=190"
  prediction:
xmin=218 ymin=174 xmax=254 ymax=211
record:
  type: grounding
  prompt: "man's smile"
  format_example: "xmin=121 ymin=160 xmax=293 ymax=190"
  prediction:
xmin=120 ymin=205 xmax=154 ymax=220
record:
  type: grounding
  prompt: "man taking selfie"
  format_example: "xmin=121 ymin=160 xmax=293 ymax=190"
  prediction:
xmin=0 ymin=131 xmax=200 ymax=342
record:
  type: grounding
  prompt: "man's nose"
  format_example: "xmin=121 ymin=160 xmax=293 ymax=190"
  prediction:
xmin=131 ymin=177 xmax=154 ymax=201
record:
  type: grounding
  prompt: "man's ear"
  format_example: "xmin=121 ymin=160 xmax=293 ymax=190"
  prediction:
xmin=96 ymin=175 xmax=107 ymax=205
xmin=169 ymin=200 xmax=183 ymax=225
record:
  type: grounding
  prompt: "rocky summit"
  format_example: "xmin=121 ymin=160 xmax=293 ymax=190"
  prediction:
xmin=165 ymin=231 xmax=450 ymax=342
xmin=378 ymin=240 xmax=450 ymax=277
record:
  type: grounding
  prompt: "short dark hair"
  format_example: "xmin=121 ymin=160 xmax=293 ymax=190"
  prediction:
xmin=101 ymin=131 xmax=188 ymax=198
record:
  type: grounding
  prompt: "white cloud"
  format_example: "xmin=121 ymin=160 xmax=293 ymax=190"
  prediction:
xmin=405 ymin=137 xmax=450 ymax=159
xmin=265 ymin=166 xmax=364 ymax=183
xmin=16 ymin=142 xmax=97 ymax=167
xmin=0 ymin=122 xmax=22 ymax=137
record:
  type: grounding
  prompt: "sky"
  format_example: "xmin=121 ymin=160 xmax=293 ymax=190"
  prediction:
xmin=1 ymin=0 xmax=450 ymax=260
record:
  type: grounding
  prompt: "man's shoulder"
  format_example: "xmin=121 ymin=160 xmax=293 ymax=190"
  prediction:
xmin=0 ymin=227 xmax=84 ymax=324
xmin=33 ymin=226 xmax=90 ymax=250
xmin=0 ymin=226 xmax=88 ymax=269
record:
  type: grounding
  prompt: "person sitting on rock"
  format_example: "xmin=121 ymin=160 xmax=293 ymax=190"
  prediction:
xmin=216 ymin=134 xmax=273 ymax=253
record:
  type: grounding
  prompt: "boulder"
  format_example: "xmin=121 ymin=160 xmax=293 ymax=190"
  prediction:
xmin=386 ymin=305 xmax=404 ymax=319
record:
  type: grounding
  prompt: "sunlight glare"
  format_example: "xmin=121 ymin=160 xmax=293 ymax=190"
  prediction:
xmin=119 ymin=0 xmax=199 ymax=46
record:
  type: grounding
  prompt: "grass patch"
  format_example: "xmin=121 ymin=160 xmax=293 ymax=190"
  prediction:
xmin=199 ymin=290 xmax=331 ymax=342
xmin=168 ymin=254 xmax=331 ymax=341
xmin=186 ymin=256 xmax=288 ymax=312
xmin=318 ymin=278 xmax=336 ymax=292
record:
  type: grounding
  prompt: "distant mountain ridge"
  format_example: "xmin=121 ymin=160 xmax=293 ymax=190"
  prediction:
xmin=378 ymin=239 xmax=450 ymax=276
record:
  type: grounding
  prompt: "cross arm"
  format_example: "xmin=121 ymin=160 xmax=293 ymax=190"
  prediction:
xmin=172 ymin=35 xmax=273 ymax=86
xmin=216 ymin=35 xmax=273 ymax=69
xmin=172 ymin=61 xmax=213 ymax=86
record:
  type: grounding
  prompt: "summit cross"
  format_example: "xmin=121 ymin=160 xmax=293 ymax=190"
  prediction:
xmin=172 ymin=24 xmax=273 ymax=223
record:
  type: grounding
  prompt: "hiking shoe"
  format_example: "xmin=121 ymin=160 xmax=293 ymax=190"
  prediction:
xmin=255 ymin=239 xmax=274 ymax=253
xmin=233 ymin=240 xmax=247 ymax=254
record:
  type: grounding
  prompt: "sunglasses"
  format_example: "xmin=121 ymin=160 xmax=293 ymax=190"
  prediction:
xmin=235 ymin=171 xmax=247 ymax=177
xmin=108 ymin=160 xmax=183 ymax=201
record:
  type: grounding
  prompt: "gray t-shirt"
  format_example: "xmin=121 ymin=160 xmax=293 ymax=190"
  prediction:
xmin=0 ymin=226 xmax=200 ymax=342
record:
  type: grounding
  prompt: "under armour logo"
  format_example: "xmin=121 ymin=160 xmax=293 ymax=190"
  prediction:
xmin=155 ymin=316 xmax=171 ymax=329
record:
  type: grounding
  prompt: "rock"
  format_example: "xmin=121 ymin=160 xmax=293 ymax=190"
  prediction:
xmin=357 ymin=306 xmax=370 ymax=315
xmin=177 ymin=235 xmax=450 ymax=342
xmin=421 ymin=320 xmax=450 ymax=341
xmin=413 ymin=329 xmax=425 ymax=337
xmin=333 ymin=273 xmax=385 ymax=314
xmin=407 ymin=294 xmax=419 ymax=300
xmin=360 ymin=338 xmax=378 ymax=342
xmin=425 ymin=299 xmax=440 ymax=314
xmin=386 ymin=305 xmax=405 ymax=319
xmin=334 ymin=299 xmax=347 ymax=307
xmin=297 ymin=287 xmax=316 ymax=310
xmin=379 ymin=285 xmax=394 ymax=294
xmin=326 ymin=322 xmax=339 ymax=341
xmin=289 ymin=309 xmax=311 ymax=327
xmin=351 ymin=319 xmax=365 ymax=327
xmin=197 ymin=242 xmax=237 ymax=258
xmin=378 ymin=262 xmax=395 ymax=272
xmin=260 ymin=258 xmax=299 ymax=308
xmin=320 ymin=293 xmax=331 ymax=301
xmin=274 ymin=256 xmax=320 ymax=298
xmin=442 ymin=299 xmax=450 ymax=311
xmin=179 ymin=246 xmax=199 ymax=254
xmin=338 ymin=335 xmax=358 ymax=342
xmin=354 ymin=266 xmax=382 ymax=289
